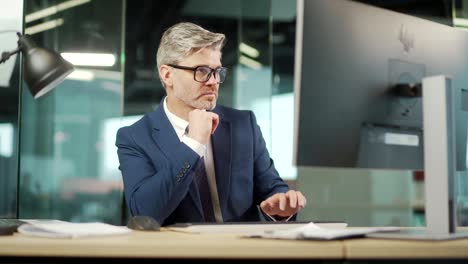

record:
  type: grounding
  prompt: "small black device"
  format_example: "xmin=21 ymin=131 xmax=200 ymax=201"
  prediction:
xmin=126 ymin=216 xmax=160 ymax=231
xmin=0 ymin=219 xmax=26 ymax=236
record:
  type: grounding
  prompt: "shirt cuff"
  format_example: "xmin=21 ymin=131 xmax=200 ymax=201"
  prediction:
xmin=181 ymin=135 xmax=206 ymax=157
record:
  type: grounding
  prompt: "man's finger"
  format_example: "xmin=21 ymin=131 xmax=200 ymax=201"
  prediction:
xmin=297 ymin=191 xmax=306 ymax=208
xmin=211 ymin=113 xmax=219 ymax=134
xmin=279 ymin=194 xmax=286 ymax=211
xmin=288 ymin=191 xmax=297 ymax=209
xmin=260 ymin=200 xmax=272 ymax=212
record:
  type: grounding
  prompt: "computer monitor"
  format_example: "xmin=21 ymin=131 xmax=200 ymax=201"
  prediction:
xmin=293 ymin=0 xmax=468 ymax=171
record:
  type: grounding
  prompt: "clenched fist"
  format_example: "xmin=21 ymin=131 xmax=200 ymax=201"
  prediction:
xmin=187 ymin=109 xmax=219 ymax=145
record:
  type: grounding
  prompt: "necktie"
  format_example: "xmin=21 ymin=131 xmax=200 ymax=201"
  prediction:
xmin=194 ymin=158 xmax=215 ymax=222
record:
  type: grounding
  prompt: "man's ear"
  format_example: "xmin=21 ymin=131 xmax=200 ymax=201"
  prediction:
xmin=159 ymin=65 xmax=173 ymax=88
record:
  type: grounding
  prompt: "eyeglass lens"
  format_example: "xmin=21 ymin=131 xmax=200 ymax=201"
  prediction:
xmin=195 ymin=66 xmax=227 ymax=83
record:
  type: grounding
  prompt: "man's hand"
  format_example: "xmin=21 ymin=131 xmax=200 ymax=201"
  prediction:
xmin=260 ymin=190 xmax=307 ymax=218
xmin=187 ymin=109 xmax=219 ymax=145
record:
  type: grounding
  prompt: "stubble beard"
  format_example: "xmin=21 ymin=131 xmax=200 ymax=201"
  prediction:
xmin=173 ymin=89 xmax=217 ymax=111
xmin=192 ymin=98 xmax=217 ymax=110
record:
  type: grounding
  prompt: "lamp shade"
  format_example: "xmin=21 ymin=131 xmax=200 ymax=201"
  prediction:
xmin=18 ymin=34 xmax=74 ymax=99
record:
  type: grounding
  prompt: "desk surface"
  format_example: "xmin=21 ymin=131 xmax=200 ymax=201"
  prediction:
xmin=1 ymin=228 xmax=468 ymax=260
xmin=0 ymin=231 xmax=343 ymax=259
xmin=345 ymin=238 xmax=468 ymax=259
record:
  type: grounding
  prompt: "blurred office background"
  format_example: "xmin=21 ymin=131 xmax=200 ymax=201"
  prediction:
xmin=0 ymin=0 xmax=467 ymax=227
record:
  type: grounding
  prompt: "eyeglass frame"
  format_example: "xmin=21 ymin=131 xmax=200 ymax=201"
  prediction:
xmin=167 ymin=64 xmax=227 ymax=84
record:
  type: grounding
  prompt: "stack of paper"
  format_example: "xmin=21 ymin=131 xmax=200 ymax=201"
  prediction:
xmin=249 ymin=222 xmax=400 ymax=240
xmin=17 ymin=220 xmax=132 ymax=238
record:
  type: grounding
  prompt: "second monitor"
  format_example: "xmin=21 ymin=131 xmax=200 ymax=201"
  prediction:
xmin=293 ymin=0 xmax=468 ymax=171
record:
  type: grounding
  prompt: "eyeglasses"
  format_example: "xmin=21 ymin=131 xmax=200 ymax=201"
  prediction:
xmin=168 ymin=64 xmax=227 ymax=84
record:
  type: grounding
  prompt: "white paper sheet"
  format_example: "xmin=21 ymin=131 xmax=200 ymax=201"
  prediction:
xmin=248 ymin=222 xmax=400 ymax=240
xmin=18 ymin=220 xmax=132 ymax=238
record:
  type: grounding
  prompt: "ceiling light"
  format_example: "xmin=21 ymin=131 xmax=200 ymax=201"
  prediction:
xmin=61 ymin=53 xmax=116 ymax=67
xmin=25 ymin=18 xmax=64 ymax=35
xmin=239 ymin=43 xmax=259 ymax=58
xmin=239 ymin=55 xmax=262 ymax=70
xmin=25 ymin=0 xmax=91 ymax=23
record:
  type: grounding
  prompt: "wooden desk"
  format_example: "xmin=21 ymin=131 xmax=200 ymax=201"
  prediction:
xmin=344 ymin=227 xmax=468 ymax=260
xmin=1 ymin=229 xmax=468 ymax=262
xmin=345 ymin=238 xmax=468 ymax=259
xmin=0 ymin=231 xmax=343 ymax=260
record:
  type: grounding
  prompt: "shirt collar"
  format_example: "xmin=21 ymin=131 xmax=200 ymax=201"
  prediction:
xmin=163 ymin=97 xmax=189 ymax=140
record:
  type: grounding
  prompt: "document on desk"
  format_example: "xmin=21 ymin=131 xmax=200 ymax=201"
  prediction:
xmin=17 ymin=220 xmax=132 ymax=238
xmin=248 ymin=222 xmax=400 ymax=240
xmin=166 ymin=222 xmax=348 ymax=235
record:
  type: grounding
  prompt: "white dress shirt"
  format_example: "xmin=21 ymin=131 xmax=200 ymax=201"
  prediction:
xmin=163 ymin=98 xmax=223 ymax=223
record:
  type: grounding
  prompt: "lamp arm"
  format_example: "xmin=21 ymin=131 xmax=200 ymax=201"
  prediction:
xmin=0 ymin=47 xmax=21 ymax=64
xmin=0 ymin=31 xmax=22 ymax=64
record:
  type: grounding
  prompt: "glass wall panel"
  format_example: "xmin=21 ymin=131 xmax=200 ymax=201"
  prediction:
xmin=270 ymin=0 xmax=297 ymax=182
xmin=19 ymin=0 xmax=125 ymax=224
xmin=235 ymin=0 xmax=272 ymax=154
xmin=0 ymin=0 xmax=23 ymax=218
xmin=453 ymin=0 xmax=468 ymax=228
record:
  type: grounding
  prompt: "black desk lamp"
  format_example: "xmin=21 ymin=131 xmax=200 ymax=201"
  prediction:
xmin=0 ymin=32 xmax=74 ymax=98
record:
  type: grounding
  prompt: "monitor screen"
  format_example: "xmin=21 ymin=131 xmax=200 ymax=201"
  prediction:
xmin=293 ymin=0 xmax=468 ymax=170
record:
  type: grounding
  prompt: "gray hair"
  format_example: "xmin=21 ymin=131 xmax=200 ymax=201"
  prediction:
xmin=156 ymin=22 xmax=226 ymax=80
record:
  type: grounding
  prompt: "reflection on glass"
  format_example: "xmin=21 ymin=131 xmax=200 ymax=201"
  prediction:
xmin=0 ymin=0 xmax=23 ymax=218
xmin=100 ymin=115 xmax=142 ymax=180
xmin=0 ymin=123 xmax=16 ymax=218
xmin=0 ymin=124 xmax=14 ymax=157
xmin=20 ymin=0 xmax=125 ymax=224
xmin=270 ymin=0 xmax=297 ymax=181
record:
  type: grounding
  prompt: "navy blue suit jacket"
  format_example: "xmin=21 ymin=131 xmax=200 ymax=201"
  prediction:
xmin=116 ymin=102 xmax=289 ymax=225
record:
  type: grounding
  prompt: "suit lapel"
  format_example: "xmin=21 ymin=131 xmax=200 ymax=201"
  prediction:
xmin=149 ymin=104 xmax=204 ymax=218
xmin=212 ymin=108 xmax=232 ymax=212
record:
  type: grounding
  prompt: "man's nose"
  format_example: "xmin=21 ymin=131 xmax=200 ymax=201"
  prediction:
xmin=205 ymin=72 xmax=218 ymax=85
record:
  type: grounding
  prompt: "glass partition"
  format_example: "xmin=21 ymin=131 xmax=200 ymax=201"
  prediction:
xmin=235 ymin=0 xmax=272 ymax=152
xmin=19 ymin=0 xmax=125 ymax=224
xmin=453 ymin=0 xmax=468 ymax=228
xmin=270 ymin=0 xmax=297 ymax=183
xmin=0 ymin=0 xmax=23 ymax=219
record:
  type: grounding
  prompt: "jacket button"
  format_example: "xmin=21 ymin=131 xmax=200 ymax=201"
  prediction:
xmin=185 ymin=162 xmax=190 ymax=169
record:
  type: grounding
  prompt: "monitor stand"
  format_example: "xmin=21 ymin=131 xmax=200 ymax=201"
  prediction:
xmin=368 ymin=75 xmax=468 ymax=240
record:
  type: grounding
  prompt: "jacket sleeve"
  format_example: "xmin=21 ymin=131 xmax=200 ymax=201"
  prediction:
xmin=116 ymin=125 xmax=201 ymax=224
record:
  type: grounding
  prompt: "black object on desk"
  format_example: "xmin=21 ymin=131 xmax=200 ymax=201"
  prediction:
xmin=0 ymin=219 xmax=26 ymax=236
xmin=127 ymin=216 xmax=160 ymax=231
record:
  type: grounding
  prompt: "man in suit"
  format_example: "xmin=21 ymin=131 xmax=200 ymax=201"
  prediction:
xmin=116 ymin=22 xmax=306 ymax=226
